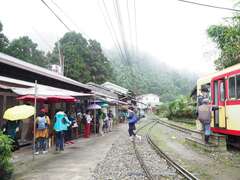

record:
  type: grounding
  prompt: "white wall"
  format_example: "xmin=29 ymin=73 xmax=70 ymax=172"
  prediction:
xmin=137 ymin=94 xmax=160 ymax=109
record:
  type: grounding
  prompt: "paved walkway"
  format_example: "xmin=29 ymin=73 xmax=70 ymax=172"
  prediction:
xmin=12 ymin=124 xmax=127 ymax=180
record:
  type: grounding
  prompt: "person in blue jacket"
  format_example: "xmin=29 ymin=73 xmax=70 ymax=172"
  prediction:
xmin=127 ymin=107 xmax=141 ymax=141
xmin=53 ymin=109 xmax=71 ymax=151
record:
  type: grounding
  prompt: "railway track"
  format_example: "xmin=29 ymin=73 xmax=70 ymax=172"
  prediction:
xmin=154 ymin=117 xmax=200 ymax=135
xmin=134 ymin=119 xmax=199 ymax=180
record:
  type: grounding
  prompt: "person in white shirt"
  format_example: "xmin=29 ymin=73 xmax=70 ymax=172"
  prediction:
xmin=84 ymin=111 xmax=92 ymax=138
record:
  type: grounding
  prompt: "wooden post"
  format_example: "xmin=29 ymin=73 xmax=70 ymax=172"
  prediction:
xmin=33 ymin=80 xmax=37 ymax=160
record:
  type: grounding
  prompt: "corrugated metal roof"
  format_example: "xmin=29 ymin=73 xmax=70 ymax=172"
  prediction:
xmin=0 ymin=52 xmax=90 ymax=91
xmin=0 ymin=76 xmax=93 ymax=97
xmin=87 ymin=82 xmax=118 ymax=99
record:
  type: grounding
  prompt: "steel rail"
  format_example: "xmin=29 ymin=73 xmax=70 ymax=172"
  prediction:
xmin=132 ymin=140 xmax=154 ymax=180
xmin=135 ymin=120 xmax=156 ymax=134
xmin=154 ymin=117 xmax=201 ymax=135
xmin=146 ymin=124 xmax=199 ymax=180
xmin=132 ymin=121 xmax=157 ymax=180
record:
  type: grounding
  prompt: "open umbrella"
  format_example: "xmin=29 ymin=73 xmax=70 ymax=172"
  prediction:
xmin=101 ymin=103 xmax=109 ymax=108
xmin=3 ymin=105 xmax=35 ymax=121
xmin=87 ymin=104 xmax=101 ymax=110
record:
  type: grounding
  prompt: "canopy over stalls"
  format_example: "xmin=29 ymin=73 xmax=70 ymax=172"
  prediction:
xmin=13 ymin=84 xmax=93 ymax=103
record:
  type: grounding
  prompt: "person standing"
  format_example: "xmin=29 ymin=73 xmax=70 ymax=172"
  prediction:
xmin=127 ymin=107 xmax=141 ymax=141
xmin=84 ymin=111 xmax=92 ymax=138
xmin=107 ymin=110 xmax=114 ymax=132
xmin=53 ymin=110 xmax=71 ymax=151
xmin=103 ymin=112 xmax=108 ymax=133
xmin=35 ymin=109 xmax=50 ymax=155
xmin=3 ymin=120 xmax=20 ymax=151
xmin=197 ymin=98 xmax=212 ymax=144
xmin=98 ymin=110 xmax=104 ymax=136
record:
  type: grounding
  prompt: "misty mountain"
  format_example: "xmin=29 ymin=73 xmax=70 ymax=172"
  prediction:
xmin=105 ymin=50 xmax=198 ymax=102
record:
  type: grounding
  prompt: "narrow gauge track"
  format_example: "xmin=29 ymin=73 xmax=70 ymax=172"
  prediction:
xmin=134 ymin=119 xmax=199 ymax=180
xmin=154 ymin=117 xmax=201 ymax=135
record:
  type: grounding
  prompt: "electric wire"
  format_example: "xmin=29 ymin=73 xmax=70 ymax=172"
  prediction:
xmin=126 ymin=0 xmax=134 ymax=58
xmin=178 ymin=0 xmax=240 ymax=12
xmin=133 ymin=0 xmax=138 ymax=57
xmin=50 ymin=0 xmax=90 ymax=39
xmin=40 ymin=0 xmax=72 ymax=31
xmin=113 ymin=0 xmax=131 ymax=65
xmin=100 ymin=0 xmax=127 ymax=64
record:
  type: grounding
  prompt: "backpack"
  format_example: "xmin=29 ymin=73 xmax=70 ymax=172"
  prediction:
xmin=37 ymin=116 xmax=47 ymax=130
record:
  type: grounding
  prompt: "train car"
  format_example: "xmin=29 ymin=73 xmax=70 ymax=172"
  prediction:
xmin=197 ymin=63 xmax=240 ymax=138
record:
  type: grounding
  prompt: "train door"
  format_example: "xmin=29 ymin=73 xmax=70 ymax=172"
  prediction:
xmin=213 ymin=79 xmax=226 ymax=128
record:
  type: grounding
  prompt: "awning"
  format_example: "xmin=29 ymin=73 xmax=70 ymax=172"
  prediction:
xmin=17 ymin=95 xmax=77 ymax=103
xmin=17 ymin=95 xmax=47 ymax=102
xmin=11 ymin=84 xmax=93 ymax=97
xmin=13 ymin=84 xmax=93 ymax=103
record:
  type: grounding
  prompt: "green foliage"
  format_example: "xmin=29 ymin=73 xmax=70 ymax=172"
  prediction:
xmin=207 ymin=16 xmax=240 ymax=70
xmin=49 ymin=32 xmax=113 ymax=83
xmin=5 ymin=36 xmax=47 ymax=67
xmin=0 ymin=21 xmax=9 ymax=53
xmin=156 ymin=96 xmax=196 ymax=119
xmin=0 ymin=131 xmax=13 ymax=180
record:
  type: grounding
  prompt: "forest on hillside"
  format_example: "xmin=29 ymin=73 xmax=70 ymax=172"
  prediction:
xmin=107 ymin=50 xmax=197 ymax=102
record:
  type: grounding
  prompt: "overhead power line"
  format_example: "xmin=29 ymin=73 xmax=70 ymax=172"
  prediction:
xmin=178 ymin=0 xmax=240 ymax=12
xmin=133 ymin=0 xmax=138 ymax=57
xmin=126 ymin=0 xmax=134 ymax=57
xmin=50 ymin=0 xmax=90 ymax=39
xmin=40 ymin=0 xmax=72 ymax=31
xmin=98 ymin=0 xmax=126 ymax=63
xmin=100 ymin=0 xmax=127 ymax=63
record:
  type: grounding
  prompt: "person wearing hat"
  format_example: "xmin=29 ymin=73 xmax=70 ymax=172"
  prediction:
xmin=35 ymin=108 xmax=50 ymax=154
xmin=197 ymin=98 xmax=212 ymax=144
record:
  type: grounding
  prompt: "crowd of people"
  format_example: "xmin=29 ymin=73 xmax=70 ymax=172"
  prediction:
xmin=33 ymin=108 xmax=116 ymax=154
xmin=2 ymin=105 xmax=142 ymax=154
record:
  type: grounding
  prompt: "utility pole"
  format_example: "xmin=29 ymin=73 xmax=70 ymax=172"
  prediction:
xmin=57 ymin=41 xmax=64 ymax=75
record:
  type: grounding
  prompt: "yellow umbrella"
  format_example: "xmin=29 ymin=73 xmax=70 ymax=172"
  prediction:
xmin=3 ymin=105 xmax=35 ymax=121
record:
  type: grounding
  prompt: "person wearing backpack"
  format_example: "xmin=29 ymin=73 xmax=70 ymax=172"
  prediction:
xmin=127 ymin=107 xmax=141 ymax=142
xmin=53 ymin=109 xmax=71 ymax=151
xmin=35 ymin=108 xmax=50 ymax=155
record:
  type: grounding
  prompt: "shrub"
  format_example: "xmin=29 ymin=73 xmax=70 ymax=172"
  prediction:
xmin=0 ymin=131 xmax=13 ymax=180
xmin=156 ymin=96 xmax=196 ymax=119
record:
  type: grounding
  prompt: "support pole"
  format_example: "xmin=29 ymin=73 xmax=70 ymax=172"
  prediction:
xmin=33 ymin=80 xmax=37 ymax=160
xmin=94 ymin=96 xmax=96 ymax=135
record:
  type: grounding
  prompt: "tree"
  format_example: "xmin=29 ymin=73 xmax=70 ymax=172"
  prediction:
xmin=207 ymin=16 xmax=240 ymax=70
xmin=49 ymin=32 xmax=113 ymax=83
xmin=0 ymin=21 xmax=9 ymax=53
xmin=5 ymin=36 xmax=47 ymax=67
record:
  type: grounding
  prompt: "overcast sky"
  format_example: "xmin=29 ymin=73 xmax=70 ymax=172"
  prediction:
xmin=0 ymin=0 xmax=235 ymax=75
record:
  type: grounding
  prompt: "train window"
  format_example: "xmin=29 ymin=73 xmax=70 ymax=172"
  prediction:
xmin=220 ymin=81 xmax=225 ymax=101
xmin=236 ymin=75 xmax=240 ymax=99
xmin=229 ymin=76 xmax=236 ymax=99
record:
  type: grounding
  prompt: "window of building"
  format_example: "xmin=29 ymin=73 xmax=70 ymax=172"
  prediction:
xmin=236 ymin=75 xmax=240 ymax=99
xmin=229 ymin=76 xmax=236 ymax=99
